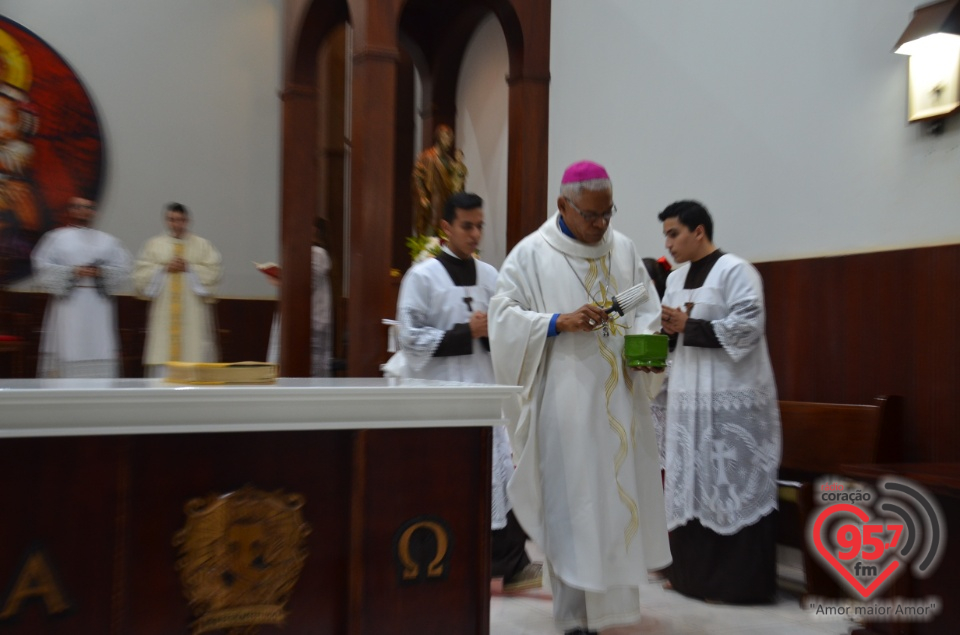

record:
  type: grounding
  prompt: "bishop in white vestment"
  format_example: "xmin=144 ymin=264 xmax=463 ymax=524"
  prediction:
xmin=32 ymin=197 xmax=132 ymax=378
xmin=657 ymin=200 xmax=782 ymax=604
xmin=489 ymin=162 xmax=671 ymax=634
xmin=134 ymin=203 xmax=221 ymax=376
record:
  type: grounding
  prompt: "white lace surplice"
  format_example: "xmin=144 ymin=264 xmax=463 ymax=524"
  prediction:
xmin=661 ymin=254 xmax=782 ymax=535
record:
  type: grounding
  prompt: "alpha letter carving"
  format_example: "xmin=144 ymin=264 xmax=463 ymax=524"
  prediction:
xmin=0 ymin=549 xmax=71 ymax=620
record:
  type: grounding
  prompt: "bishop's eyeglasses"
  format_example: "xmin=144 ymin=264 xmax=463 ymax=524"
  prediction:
xmin=564 ymin=198 xmax=617 ymax=223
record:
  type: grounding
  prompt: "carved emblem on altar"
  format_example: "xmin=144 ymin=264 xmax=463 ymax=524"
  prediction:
xmin=394 ymin=515 xmax=452 ymax=584
xmin=173 ymin=486 xmax=310 ymax=634
xmin=0 ymin=546 xmax=71 ymax=621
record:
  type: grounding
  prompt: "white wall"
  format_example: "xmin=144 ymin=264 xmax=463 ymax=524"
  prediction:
xmin=3 ymin=0 xmax=282 ymax=297
xmin=458 ymin=15 xmax=510 ymax=268
xmin=549 ymin=0 xmax=960 ymax=264
xmin=7 ymin=0 xmax=958 ymax=289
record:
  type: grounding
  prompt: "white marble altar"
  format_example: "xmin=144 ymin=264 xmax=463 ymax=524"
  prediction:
xmin=0 ymin=377 xmax=519 ymax=437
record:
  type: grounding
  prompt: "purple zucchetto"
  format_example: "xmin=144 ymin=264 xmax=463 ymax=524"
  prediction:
xmin=561 ymin=160 xmax=610 ymax=184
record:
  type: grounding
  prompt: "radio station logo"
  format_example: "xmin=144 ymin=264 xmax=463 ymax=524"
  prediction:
xmin=806 ymin=476 xmax=945 ymax=622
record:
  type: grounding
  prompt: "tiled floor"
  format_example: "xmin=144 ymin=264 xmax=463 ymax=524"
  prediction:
xmin=490 ymin=585 xmax=857 ymax=634
xmin=490 ymin=546 xmax=858 ymax=635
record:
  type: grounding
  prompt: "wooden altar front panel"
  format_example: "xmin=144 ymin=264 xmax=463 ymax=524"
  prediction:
xmin=0 ymin=427 xmax=491 ymax=635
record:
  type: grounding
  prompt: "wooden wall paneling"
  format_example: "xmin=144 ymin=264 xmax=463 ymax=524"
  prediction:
xmin=759 ymin=259 xmax=818 ymax=401
xmin=214 ymin=298 xmax=276 ymax=364
xmin=835 ymin=254 xmax=874 ymax=403
xmin=913 ymin=245 xmax=960 ymax=461
xmin=0 ymin=284 xmax=33 ymax=378
xmin=117 ymin=297 xmax=147 ymax=379
xmin=756 ymin=243 xmax=960 ymax=463
xmin=0 ymin=292 xmax=275 ymax=379
xmin=0 ymin=290 xmax=43 ymax=378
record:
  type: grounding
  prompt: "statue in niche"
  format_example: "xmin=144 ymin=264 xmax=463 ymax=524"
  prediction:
xmin=412 ymin=124 xmax=467 ymax=237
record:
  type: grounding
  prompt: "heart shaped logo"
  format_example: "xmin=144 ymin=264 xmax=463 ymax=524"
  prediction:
xmin=811 ymin=503 xmax=903 ymax=599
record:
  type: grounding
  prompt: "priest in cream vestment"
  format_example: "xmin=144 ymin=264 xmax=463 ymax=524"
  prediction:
xmin=489 ymin=161 xmax=671 ymax=635
xmin=134 ymin=203 xmax=222 ymax=376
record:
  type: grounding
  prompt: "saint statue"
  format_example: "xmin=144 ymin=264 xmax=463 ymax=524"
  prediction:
xmin=412 ymin=124 xmax=467 ymax=236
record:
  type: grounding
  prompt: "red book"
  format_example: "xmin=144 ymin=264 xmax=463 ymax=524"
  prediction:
xmin=253 ymin=261 xmax=281 ymax=280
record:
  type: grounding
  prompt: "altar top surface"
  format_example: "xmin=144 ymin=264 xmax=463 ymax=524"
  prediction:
xmin=0 ymin=377 xmax=521 ymax=438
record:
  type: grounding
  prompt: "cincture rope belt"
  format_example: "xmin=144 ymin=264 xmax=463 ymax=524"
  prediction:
xmin=169 ymin=241 xmax=184 ymax=361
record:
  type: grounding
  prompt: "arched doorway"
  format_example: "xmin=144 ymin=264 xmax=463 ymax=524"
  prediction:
xmin=282 ymin=0 xmax=550 ymax=377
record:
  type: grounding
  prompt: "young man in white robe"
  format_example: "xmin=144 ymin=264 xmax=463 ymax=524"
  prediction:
xmin=265 ymin=219 xmax=333 ymax=376
xmin=657 ymin=200 xmax=782 ymax=603
xmin=488 ymin=161 xmax=671 ymax=635
xmin=32 ymin=197 xmax=132 ymax=378
xmin=394 ymin=191 xmax=542 ymax=593
xmin=134 ymin=203 xmax=222 ymax=377
xmin=310 ymin=219 xmax=333 ymax=377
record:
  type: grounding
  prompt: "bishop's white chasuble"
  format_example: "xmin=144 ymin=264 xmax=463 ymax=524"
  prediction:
xmin=489 ymin=213 xmax=672 ymax=598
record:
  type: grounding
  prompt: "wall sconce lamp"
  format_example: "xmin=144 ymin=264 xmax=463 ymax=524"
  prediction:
xmin=896 ymin=0 xmax=960 ymax=132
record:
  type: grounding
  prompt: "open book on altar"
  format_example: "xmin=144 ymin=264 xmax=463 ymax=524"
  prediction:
xmin=254 ymin=261 xmax=280 ymax=280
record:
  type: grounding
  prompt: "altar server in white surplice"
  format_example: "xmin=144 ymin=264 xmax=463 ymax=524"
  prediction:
xmin=656 ymin=200 xmax=781 ymax=604
xmin=32 ymin=196 xmax=132 ymax=378
xmin=134 ymin=202 xmax=221 ymax=377
xmin=488 ymin=161 xmax=671 ymax=635
xmin=393 ymin=192 xmax=542 ymax=593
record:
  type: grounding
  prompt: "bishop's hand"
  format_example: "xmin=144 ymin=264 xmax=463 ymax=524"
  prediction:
xmin=557 ymin=304 xmax=608 ymax=333
xmin=631 ymin=365 xmax=666 ymax=374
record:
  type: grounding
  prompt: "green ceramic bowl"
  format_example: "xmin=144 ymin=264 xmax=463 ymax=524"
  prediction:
xmin=624 ymin=333 xmax=669 ymax=368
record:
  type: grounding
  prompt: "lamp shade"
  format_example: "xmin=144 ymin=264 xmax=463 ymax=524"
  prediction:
xmin=896 ymin=0 xmax=960 ymax=55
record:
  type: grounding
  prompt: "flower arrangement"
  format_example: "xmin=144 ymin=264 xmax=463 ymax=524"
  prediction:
xmin=405 ymin=233 xmax=445 ymax=263
xmin=404 ymin=229 xmax=480 ymax=265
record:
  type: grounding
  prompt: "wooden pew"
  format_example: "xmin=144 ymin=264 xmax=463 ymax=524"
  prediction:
xmin=776 ymin=395 xmax=903 ymax=598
